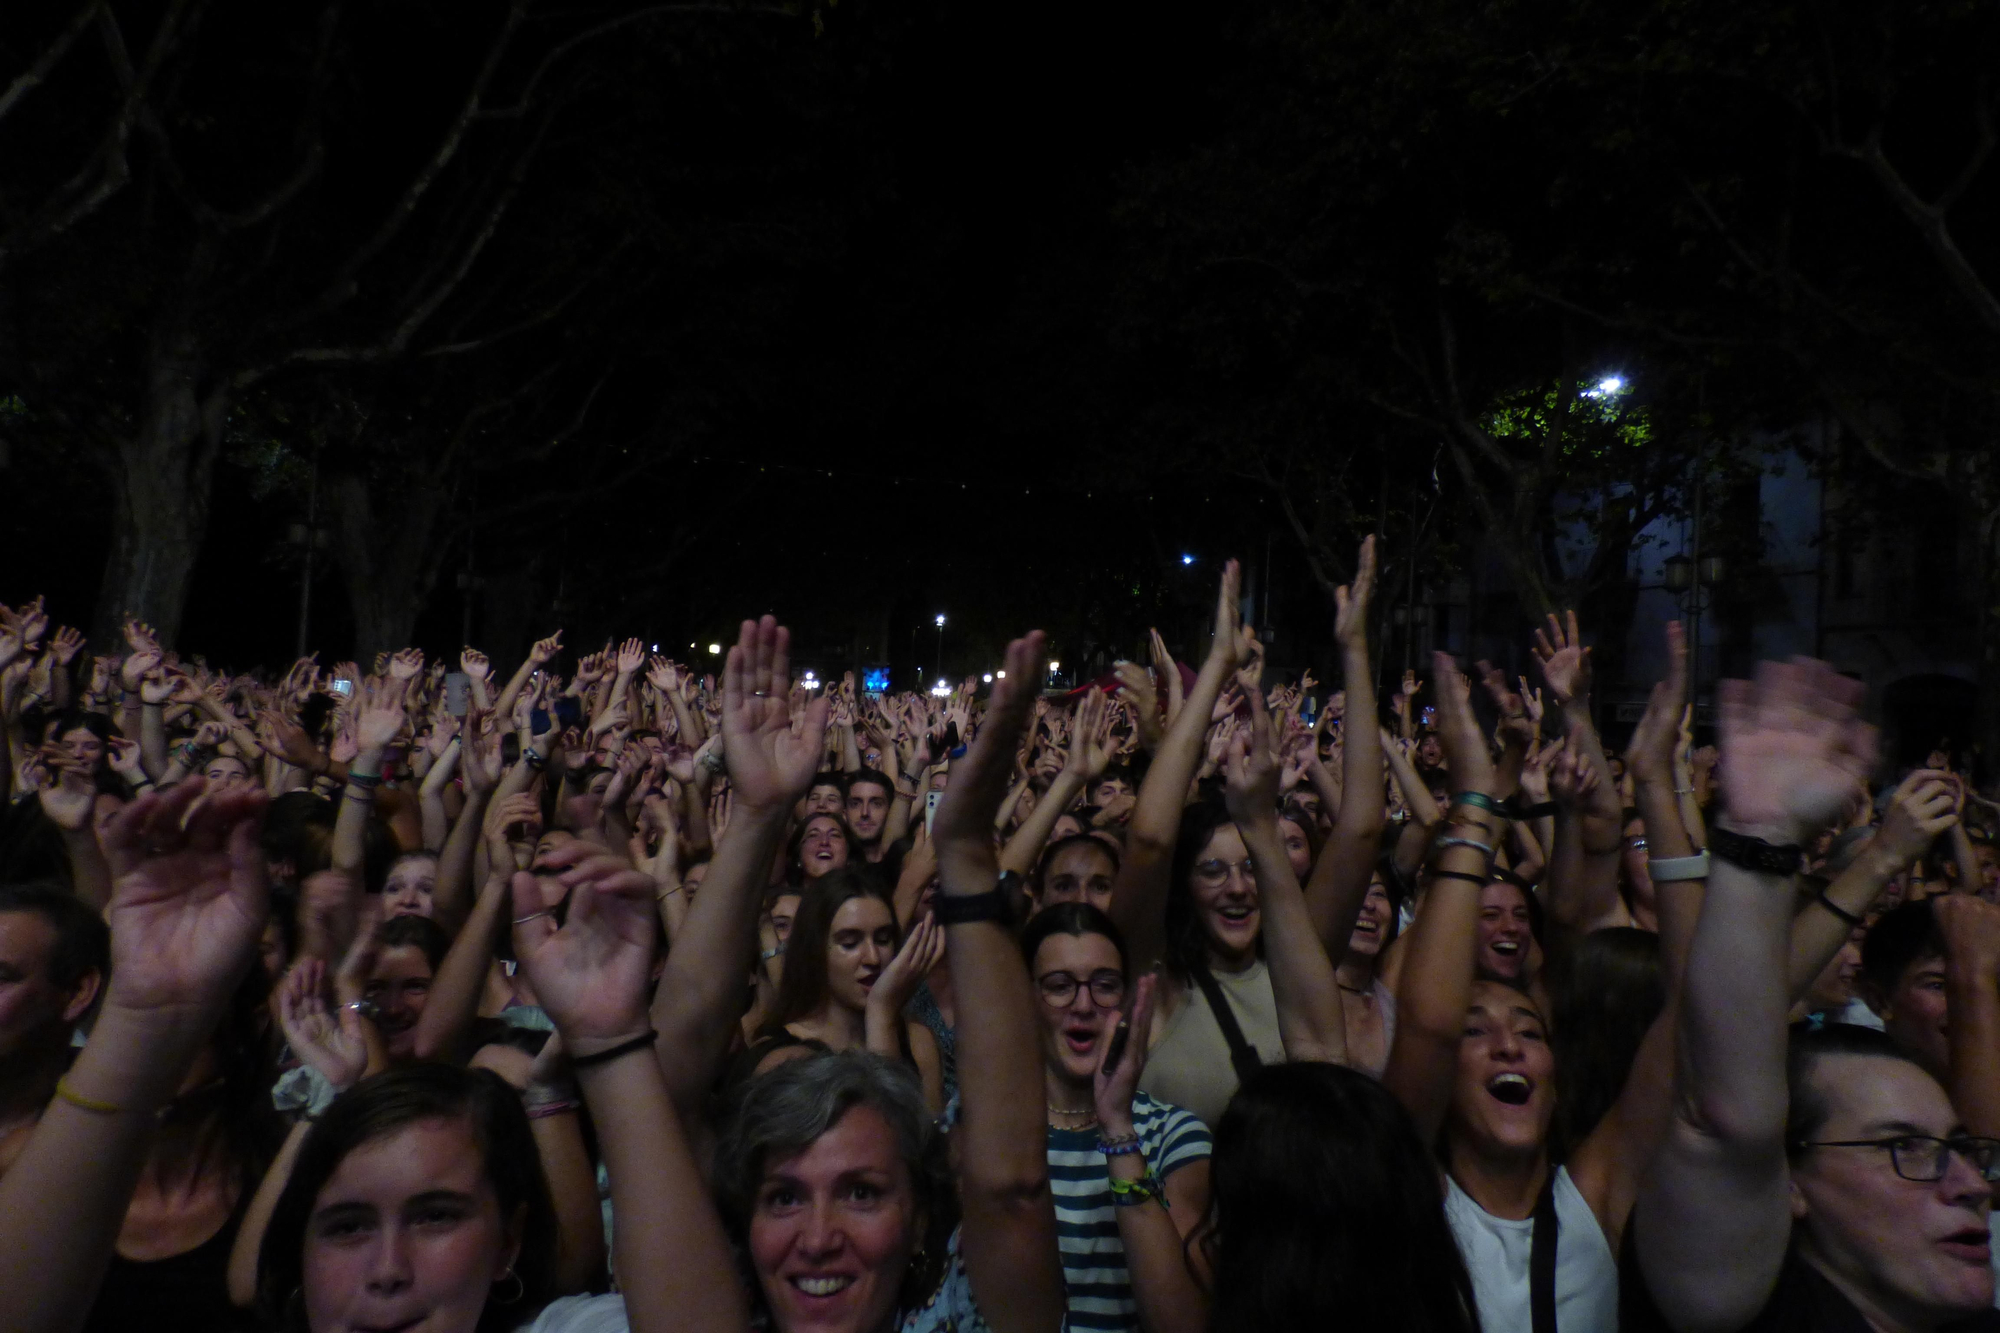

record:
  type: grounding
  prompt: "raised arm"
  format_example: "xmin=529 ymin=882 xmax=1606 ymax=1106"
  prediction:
xmin=1302 ymin=537 xmax=1383 ymax=957
xmin=1223 ymin=690 xmax=1348 ymax=1065
xmin=999 ymin=688 xmax=1110 ymax=877
xmin=932 ymin=631 xmax=1067 ymax=1333
xmin=1635 ymin=660 xmax=1874 ymax=1333
xmin=1534 ymin=612 xmax=1627 ymax=931
xmin=1382 ymin=653 xmax=1502 ymax=1143
xmin=515 ymin=842 xmax=748 ymax=1333
xmin=493 ymin=631 xmax=561 ymax=724
xmin=0 ymin=780 xmax=269 ymax=1333
xmin=649 ymin=617 xmax=828 ymax=1120
xmin=1110 ymin=561 xmax=1242 ymax=976
xmin=1786 ymin=770 xmax=1953 ymax=997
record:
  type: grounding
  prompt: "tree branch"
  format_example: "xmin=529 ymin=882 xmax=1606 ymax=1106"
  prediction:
xmin=1842 ymin=130 xmax=2000 ymax=336
xmin=0 ymin=0 xmax=102 ymax=122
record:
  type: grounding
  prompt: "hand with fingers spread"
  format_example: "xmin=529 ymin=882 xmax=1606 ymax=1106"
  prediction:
xmin=1715 ymin=659 xmax=1877 ymax=846
xmin=512 ymin=841 xmax=659 ymax=1054
xmin=275 ymin=958 xmax=371 ymax=1091
xmin=1063 ymin=687 xmax=1116 ymax=782
xmin=387 ymin=648 xmax=424 ymax=684
xmin=49 ymin=625 xmax=84 ymax=667
xmin=354 ymin=685 xmax=406 ymax=757
xmin=1871 ymin=770 xmax=1960 ymax=868
xmin=1533 ymin=610 xmax=1594 ymax=706
xmin=99 ymin=779 xmax=270 ymax=1022
xmin=614 ymin=638 xmax=646 ymax=678
xmin=720 ymin=616 xmax=831 ymax=814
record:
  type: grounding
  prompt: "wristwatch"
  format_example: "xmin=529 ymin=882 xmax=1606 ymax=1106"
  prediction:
xmin=1709 ymin=825 xmax=1803 ymax=877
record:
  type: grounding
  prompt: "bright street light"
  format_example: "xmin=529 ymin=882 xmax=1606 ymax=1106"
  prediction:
xmin=1048 ymin=661 xmax=1060 ymax=672
xmin=707 ymin=643 xmax=721 ymax=655
xmin=1181 ymin=554 xmax=1195 ymax=565
xmin=982 ymin=673 xmax=993 ymax=683
xmin=935 ymin=613 xmax=946 ymax=628
xmin=995 ymin=670 xmax=1005 ymax=679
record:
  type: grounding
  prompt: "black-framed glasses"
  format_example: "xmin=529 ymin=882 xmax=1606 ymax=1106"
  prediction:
xmin=1799 ymin=1134 xmax=2000 ymax=1182
xmin=1037 ymin=970 xmax=1126 ymax=1007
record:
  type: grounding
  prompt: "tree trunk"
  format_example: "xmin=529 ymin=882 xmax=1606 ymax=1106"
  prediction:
xmin=90 ymin=330 xmax=222 ymax=650
xmin=328 ymin=469 xmax=450 ymax=662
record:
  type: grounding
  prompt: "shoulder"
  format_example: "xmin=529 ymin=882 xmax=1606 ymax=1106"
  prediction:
xmin=518 ymin=1294 xmax=628 ymax=1333
xmin=1131 ymin=1092 xmax=1212 ymax=1168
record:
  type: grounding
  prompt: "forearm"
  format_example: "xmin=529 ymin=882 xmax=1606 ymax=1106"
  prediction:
xmin=1786 ymin=845 xmax=1895 ymax=997
xmin=1380 ymin=739 xmax=1440 ymax=828
xmin=413 ymin=874 xmax=508 ymax=1060
xmin=530 ymin=1106 xmax=610 ymax=1293
xmin=60 ymin=827 xmax=114 ymax=912
xmin=227 ymin=1120 xmax=310 ymax=1307
xmin=140 ymin=704 xmax=169 ymax=781
xmin=576 ymin=1047 xmax=747 ymax=1333
xmin=1306 ymin=653 xmax=1383 ymax=952
xmin=329 ymin=746 xmax=388 ymax=878
xmin=433 ymin=789 xmax=490 ymax=935
xmin=1239 ymin=815 xmax=1346 ymax=1064
xmin=1682 ymin=855 xmax=1794 ymax=1145
xmin=0 ymin=1007 xmax=210 ymax=1333
xmin=999 ymin=772 xmax=1083 ymax=876
xmin=1107 ymin=1156 xmax=1208 ymax=1333
xmin=418 ymin=740 xmax=461 ymax=853
xmin=1633 ymin=769 xmax=1698 ymax=983
xmin=651 ymin=804 xmax=788 ymax=1117
xmin=1546 ymin=810 xmax=1624 ymax=930
xmin=492 ymin=659 xmax=536 ymax=723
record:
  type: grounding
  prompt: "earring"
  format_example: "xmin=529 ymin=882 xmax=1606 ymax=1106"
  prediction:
xmin=493 ymin=1268 xmax=525 ymax=1305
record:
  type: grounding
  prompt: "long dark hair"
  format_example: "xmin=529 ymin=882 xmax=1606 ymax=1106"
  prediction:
xmin=1164 ymin=800 xmax=1258 ymax=979
xmin=765 ymin=869 xmax=899 ymax=1032
xmin=1201 ymin=1062 xmax=1479 ymax=1333
xmin=257 ymin=1064 xmax=557 ymax=1333
xmin=1550 ymin=927 xmax=1663 ymax=1156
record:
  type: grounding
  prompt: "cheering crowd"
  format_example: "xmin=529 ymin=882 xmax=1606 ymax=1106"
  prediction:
xmin=4 ymin=541 xmax=2000 ymax=1333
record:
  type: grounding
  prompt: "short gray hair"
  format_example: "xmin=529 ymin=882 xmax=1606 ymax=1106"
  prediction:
xmin=714 ymin=1051 xmax=955 ymax=1304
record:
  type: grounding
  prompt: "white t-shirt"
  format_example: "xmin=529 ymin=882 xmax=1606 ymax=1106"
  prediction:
xmin=1443 ymin=1165 xmax=1618 ymax=1333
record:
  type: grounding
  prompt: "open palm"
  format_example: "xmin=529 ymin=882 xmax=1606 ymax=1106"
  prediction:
xmin=1717 ymin=659 xmax=1876 ymax=843
xmin=721 ymin=616 xmax=829 ymax=812
xmin=512 ymin=843 xmax=657 ymax=1048
xmin=100 ymin=781 xmax=269 ymax=1018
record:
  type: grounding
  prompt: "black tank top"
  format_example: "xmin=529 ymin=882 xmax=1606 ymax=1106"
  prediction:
xmin=83 ymin=1196 xmax=258 ymax=1333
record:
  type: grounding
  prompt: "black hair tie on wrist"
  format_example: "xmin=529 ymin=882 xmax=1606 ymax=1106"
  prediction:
xmin=569 ymin=1031 xmax=657 ymax=1069
xmin=1430 ymin=868 xmax=1490 ymax=886
xmin=1813 ymin=890 xmax=1863 ymax=929
xmin=1709 ymin=825 xmax=1804 ymax=877
xmin=935 ymin=871 xmax=1023 ymax=926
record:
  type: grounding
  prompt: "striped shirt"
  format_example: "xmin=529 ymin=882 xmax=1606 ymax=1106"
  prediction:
xmin=1047 ymin=1092 xmax=1212 ymax=1332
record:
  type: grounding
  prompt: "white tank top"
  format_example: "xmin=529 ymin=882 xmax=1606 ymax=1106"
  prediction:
xmin=1443 ymin=1165 xmax=1619 ymax=1333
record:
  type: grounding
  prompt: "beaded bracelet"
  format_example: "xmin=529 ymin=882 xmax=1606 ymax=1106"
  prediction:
xmin=1099 ymin=1132 xmax=1143 ymax=1157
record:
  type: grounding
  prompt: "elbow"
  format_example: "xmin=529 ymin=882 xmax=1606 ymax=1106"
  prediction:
xmin=959 ymin=1167 xmax=1053 ymax=1219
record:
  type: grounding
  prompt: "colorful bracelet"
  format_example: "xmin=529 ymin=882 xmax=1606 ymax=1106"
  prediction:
xmin=54 ymin=1077 xmax=124 ymax=1115
xmin=1108 ymin=1173 xmax=1163 ymax=1207
xmin=346 ymin=770 xmax=382 ymax=790
xmin=1098 ymin=1131 xmax=1143 ymax=1157
xmin=1435 ymin=836 xmax=1494 ymax=858
xmin=1452 ymin=791 xmax=1505 ymax=816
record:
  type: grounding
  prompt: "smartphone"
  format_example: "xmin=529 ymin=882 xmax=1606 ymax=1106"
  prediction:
xmin=445 ymin=672 xmax=470 ymax=717
xmin=924 ymin=788 xmax=942 ymax=833
xmin=1420 ymin=705 xmax=1437 ymax=728
xmin=1299 ymin=694 xmax=1318 ymax=726
xmin=329 ymin=678 xmax=353 ymax=698
xmin=1102 ymin=1019 xmax=1133 ymax=1076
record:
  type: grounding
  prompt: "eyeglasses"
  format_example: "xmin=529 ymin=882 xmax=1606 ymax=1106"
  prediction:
xmin=1799 ymin=1134 xmax=2000 ymax=1182
xmin=1192 ymin=858 xmax=1256 ymax=885
xmin=1036 ymin=970 xmax=1126 ymax=1007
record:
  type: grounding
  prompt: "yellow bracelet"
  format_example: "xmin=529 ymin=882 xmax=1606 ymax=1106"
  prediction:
xmin=54 ymin=1078 xmax=124 ymax=1115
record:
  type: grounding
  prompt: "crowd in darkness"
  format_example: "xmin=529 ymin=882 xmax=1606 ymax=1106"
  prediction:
xmin=4 ymin=541 xmax=2000 ymax=1333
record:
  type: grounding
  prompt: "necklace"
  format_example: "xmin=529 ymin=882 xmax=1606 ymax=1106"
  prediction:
xmin=1047 ymin=1103 xmax=1099 ymax=1129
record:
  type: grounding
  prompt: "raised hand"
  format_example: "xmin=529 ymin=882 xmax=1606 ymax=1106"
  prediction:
xmin=119 ymin=620 xmax=162 ymax=692
xmin=1093 ymin=972 xmax=1159 ymax=1131
xmin=276 ymin=959 xmax=370 ymax=1090
xmin=355 ymin=685 xmax=407 ymax=754
xmin=529 ymin=631 xmax=564 ymax=667
xmin=1148 ymin=628 xmax=1185 ymax=727
xmin=138 ymin=666 xmax=180 ymax=706
xmin=1547 ymin=743 xmax=1598 ymax=809
xmin=1111 ymin=661 xmax=1161 ymax=749
xmin=48 ymin=625 xmax=84 ymax=666
xmin=387 ymin=648 xmax=424 ymax=685
xmin=106 ymin=737 xmax=147 ymax=785
xmin=1333 ymin=534 xmax=1378 ymax=648
xmin=512 ymin=841 xmax=658 ymax=1052
xmin=1430 ymin=652 xmax=1497 ymax=795
xmin=1475 ymin=659 xmax=1535 ymax=749
xmin=1715 ymin=658 xmax=1877 ymax=846
xmin=1872 ymin=770 xmax=1959 ymax=867
xmin=615 ymin=638 xmax=646 ymax=677
xmin=871 ymin=912 xmax=944 ymax=1015
xmin=0 ymin=599 xmax=48 ymax=672
xmin=98 ymin=779 xmax=270 ymax=1020
xmin=1625 ymin=621 xmax=1688 ymax=780
xmin=1532 ymin=610 xmax=1594 ymax=705
xmin=934 ymin=631 xmax=1047 ymax=886
xmin=459 ymin=647 xmax=491 ymax=682
xmin=1064 ymin=687 xmax=1115 ymax=781
xmin=1222 ymin=689 xmax=1283 ymax=825
xmin=720 ymin=616 xmax=830 ymax=813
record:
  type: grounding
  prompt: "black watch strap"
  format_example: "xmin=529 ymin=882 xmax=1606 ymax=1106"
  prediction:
xmin=934 ymin=871 xmax=1024 ymax=927
xmin=1709 ymin=824 xmax=1804 ymax=877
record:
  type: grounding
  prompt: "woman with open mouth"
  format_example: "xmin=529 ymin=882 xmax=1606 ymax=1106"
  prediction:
xmin=1024 ymin=901 xmax=1212 ymax=1333
xmin=789 ymin=813 xmax=858 ymax=883
xmin=1387 ymin=637 xmax=1697 ymax=1333
xmin=1114 ymin=548 xmax=1388 ymax=1131
xmin=735 ymin=869 xmax=946 ymax=1115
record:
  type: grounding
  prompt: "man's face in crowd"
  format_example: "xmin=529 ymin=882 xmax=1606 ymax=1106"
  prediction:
xmin=1803 ymin=932 xmax=1865 ymax=1016
xmin=0 ymin=912 xmax=96 ymax=1062
xmin=1040 ymin=841 xmax=1117 ymax=912
xmin=1791 ymin=1054 xmax=1994 ymax=1321
xmin=1875 ymin=952 xmax=1950 ymax=1076
xmin=805 ymin=782 xmax=844 ymax=817
xmin=1089 ymin=776 xmax=1132 ymax=808
xmin=845 ymin=779 xmax=891 ymax=844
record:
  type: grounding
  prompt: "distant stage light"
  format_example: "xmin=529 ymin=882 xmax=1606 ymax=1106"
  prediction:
xmin=1181 ymin=554 xmax=1195 ymax=565
xmin=707 ymin=643 xmax=721 ymax=655
xmin=983 ymin=673 xmax=993 ymax=683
